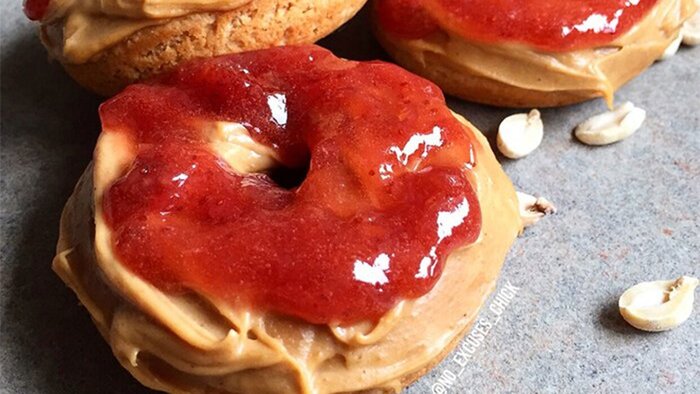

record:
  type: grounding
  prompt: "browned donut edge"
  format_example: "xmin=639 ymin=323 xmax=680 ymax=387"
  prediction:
xmin=48 ymin=0 xmax=367 ymax=96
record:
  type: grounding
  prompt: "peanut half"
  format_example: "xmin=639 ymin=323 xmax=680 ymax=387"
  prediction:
xmin=516 ymin=191 xmax=556 ymax=228
xmin=619 ymin=276 xmax=699 ymax=332
xmin=574 ymin=102 xmax=646 ymax=146
xmin=497 ymin=109 xmax=543 ymax=159
xmin=682 ymin=10 xmax=700 ymax=46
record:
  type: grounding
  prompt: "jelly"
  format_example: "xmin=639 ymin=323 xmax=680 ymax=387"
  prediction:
xmin=375 ymin=0 xmax=439 ymax=39
xmin=102 ymin=46 xmax=481 ymax=324
xmin=377 ymin=0 xmax=660 ymax=51
xmin=24 ymin=0 xmax=49 ymax=21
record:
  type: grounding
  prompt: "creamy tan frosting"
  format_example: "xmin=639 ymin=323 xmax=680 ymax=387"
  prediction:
xmin=41 ymin=0 xmax=251 ymax=63
xmin=208 ymin=121 xmax=281 ymax=173
xmin=382 ymin=0 xmax=697 ymax=106
xmin=53 ymin=116 xmax=521 ymax=393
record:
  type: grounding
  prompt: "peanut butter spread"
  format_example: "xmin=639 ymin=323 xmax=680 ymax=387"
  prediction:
xmin=383 ymin=0 xmax=696 ymax=106
xmin=41 ymin=0 xmax=251 ymax=63
xmin=53 ymin=116 xmax=522 ymax=393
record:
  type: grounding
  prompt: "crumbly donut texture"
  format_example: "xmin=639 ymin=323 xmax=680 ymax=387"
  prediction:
xmin=53 ymin=115 xmax=521 ymax=394
xmin=375 ymin=0 xmax=697 ymax=107
xmin=39 ymin=0 xmax=367 ymax=95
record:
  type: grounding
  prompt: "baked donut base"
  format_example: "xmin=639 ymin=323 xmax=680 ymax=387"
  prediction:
xmin=51 ymin=0 xmax=367 ymax=96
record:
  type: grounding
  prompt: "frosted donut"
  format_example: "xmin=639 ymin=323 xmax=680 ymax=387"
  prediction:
xmin=24 ymin=0 xmax=367 ymax=95
xmin=53 ymin=46 xmax=522 ymax=393
xmin=374 ymin=0 xmax=698 ymax=107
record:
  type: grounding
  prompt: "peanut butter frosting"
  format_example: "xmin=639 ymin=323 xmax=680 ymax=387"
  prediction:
xmin=41 ymin=0 xmax=251 ymax=63
xmin=53 ymin=115 xmax=522 ymax=393
xmin=379 ymin=0 xmax=697 ymax=106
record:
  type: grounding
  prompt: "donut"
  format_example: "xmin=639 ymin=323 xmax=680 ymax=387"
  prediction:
xmin=23 ymin=0 xmax=367 ymax=96
xmin=53 ymin=45 xmax=522 ymax=393
xmin=373 ymin=0 xmax=698 ymax=107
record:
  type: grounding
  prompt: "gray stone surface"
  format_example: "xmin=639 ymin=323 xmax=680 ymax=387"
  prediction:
xmin=1 ymin=4 xmax=699 ymax=394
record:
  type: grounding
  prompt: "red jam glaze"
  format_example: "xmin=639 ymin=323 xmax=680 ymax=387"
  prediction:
xmin=377 ymin=0 xmax=660 ymax=51
xmin=375 ymin=0 xmax=439 ymax=39
xmin=101 ymin=46 xmax=481 ymax=325
xmin=24 ymin=0 xmax=50 ymax=21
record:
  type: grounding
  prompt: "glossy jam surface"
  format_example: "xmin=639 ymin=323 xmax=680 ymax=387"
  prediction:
xmin=377 ymin=0 xmax=660 ymax=51
xmin=376 ymin=0 xmax=439 ymax=39
xmin=24 ymin=0 xmax=49 ymax=21
xmin=102 ymin=46 xmax=481 ymax=324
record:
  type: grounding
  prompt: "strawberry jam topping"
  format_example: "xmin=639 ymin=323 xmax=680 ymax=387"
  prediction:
xmin=101 ymin=46 xmax=481 ymax=325
xmin=24 ymin=0 xmax=50 ymax=21
xmin=377 ymin=0 xmax=660 ymax=51
xmin=375 ymin=0 xmax=439 ymax=39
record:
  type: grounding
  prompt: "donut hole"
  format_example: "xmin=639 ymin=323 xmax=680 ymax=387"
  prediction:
xmin=267 ymin=162 xmax=309 ymax=190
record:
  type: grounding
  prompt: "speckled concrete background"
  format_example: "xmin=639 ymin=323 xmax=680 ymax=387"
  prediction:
xmin=1 ymin=4 xmax=698 ymax=394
